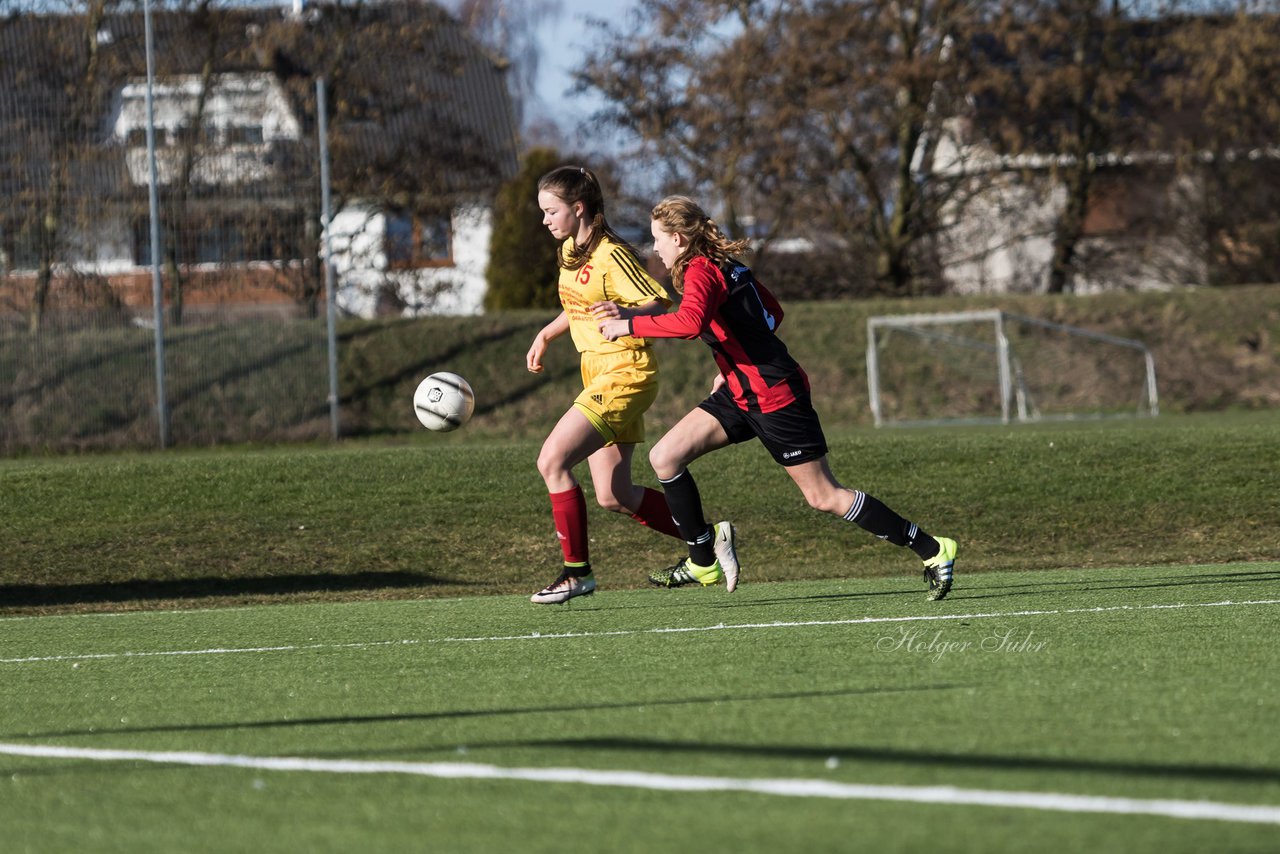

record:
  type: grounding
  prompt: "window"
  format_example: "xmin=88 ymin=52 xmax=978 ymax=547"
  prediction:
xmin=171 ymin=122 xmax=215 ymax=147
xmin=1 ymin=220 xmax=41 ymax=270
xmin=227 ymin=125 xmax=264 ymax=145
xmin=193 ymin=221 xmax=245 ymax=264
xmin=385 ymin=210 xmax=453 ymax=268
xmin=131 ymin=210 xmax=305 ymax=265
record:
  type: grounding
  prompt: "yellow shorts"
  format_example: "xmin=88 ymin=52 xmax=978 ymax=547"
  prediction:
xmin=574 ymin=348 xmax=659 ymax=446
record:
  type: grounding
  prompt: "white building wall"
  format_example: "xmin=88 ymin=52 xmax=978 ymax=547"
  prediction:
xmin=329 ymin=202 xmax=492 ymax=318
xmin=410 ymin=204 xmax=491 ymax=316
xmin=31 ymin=73 xmax=499 ymax=314
xmin=937 ymin=165 xmax=1059 ymax=294
xmin=935 ymin=133 xmax=1207 ymax=294
xmin=111 ymin=73 xmax=302 ymax=187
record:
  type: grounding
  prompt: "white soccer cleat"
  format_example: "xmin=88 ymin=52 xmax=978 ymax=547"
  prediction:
xmin=713 ymin=521 xmax=740 ymax=592
xmin=530 ymin=570 xmax=596 ymax=605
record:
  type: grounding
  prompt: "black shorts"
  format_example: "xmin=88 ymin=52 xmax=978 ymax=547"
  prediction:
xmin=698 ymin=385 xmax=829 ymax=467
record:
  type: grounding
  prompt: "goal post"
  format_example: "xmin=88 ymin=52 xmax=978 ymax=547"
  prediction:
xmin=866 ymin=310 xmax=1158 ymax=427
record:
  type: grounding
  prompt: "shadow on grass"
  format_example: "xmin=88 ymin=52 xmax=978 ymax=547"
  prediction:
xmin=0 ymin=570 xmax=463 ymax=609
xmin=581 ymin=588 xmax=924 ymax=614
xmin=952 ymin=567 xmax=1280 ymax=602
xmin=12 ymin=684 xmax=963 ymax=741
xmin=471 ymin=736 xmax=1280 ymax=785
xmin=17 ymin=690 xmax=1279 ymax=787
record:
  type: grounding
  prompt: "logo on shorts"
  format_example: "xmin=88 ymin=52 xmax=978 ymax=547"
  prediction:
xmin=591 ymin=394 xmax=604 ymax=405
xmin=782 ymin=450 xmax=802 ymax=459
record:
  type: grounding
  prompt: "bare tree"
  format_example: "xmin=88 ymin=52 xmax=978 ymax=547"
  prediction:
xmin=448 ymin=0 xmax=561 ymax=130
xmin=772 ymin=0 xmax=985 ymax=293
xmin=960 ymin=1 xmax=1154 ymax=293
xmin=157 ymin=0 xmax=224 ymax=327
xmin=1161 ymin=1 xmax=1280 ymax=284
xmin=5 ymin=0 xmax=124 ymax=333
xmin=578 ymin=0 xmax=796 ymax=239
xmin=579 ymin=0 xmax=996 ymax=295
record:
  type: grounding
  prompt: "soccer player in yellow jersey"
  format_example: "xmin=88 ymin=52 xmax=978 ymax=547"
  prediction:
xmin=525 ymin=166 xmax=686 ymax=604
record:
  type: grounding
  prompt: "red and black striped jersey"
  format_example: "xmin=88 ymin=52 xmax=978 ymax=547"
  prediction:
xmin=630 ymin=256 xmax=809 ymax=413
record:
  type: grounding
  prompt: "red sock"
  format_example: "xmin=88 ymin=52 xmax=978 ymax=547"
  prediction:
xmin=630 ymin=487 xmax=682 ymax=539
xmin=549 ymin=486 xmax=589 ymax=565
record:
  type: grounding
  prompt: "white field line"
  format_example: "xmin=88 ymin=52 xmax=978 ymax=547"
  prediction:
xmin=0 ymin=741 xmax=1277 ymax=826
xmin=0 ymin=639 xmax=423 ymax=664
xmin=2 ymin=599 xmax=1278 ymax=665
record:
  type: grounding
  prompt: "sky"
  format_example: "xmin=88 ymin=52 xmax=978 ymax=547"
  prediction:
xmin=528 ymin=0 xmax=637 ymax=140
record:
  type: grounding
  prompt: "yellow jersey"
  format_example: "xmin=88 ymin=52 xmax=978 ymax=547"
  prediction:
xmin=557 ymin=236 xmax=669 ymax=355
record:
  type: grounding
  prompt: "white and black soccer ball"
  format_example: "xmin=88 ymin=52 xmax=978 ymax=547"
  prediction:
xmin=413 ymin=372 xmax=475 ymax=432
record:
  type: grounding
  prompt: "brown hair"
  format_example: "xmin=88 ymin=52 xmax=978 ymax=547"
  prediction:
xmin=537 ymin=166 xmax=631 ymax=271
xmin=650 ymin=195 xmax=751 ymax=292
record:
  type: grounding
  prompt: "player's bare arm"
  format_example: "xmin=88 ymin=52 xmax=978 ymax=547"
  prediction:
xmin=595 ymin=299 xmax=667 ymax=342
xmin=590 ymin=299 xmax=667 ymax=320
xmin=527 ymin=311 xmax=569 ymax=373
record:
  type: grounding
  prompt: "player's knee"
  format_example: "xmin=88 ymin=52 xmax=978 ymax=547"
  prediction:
xmin=594 ymin=492 xmax=627 ymax=514
xmin=803 ymin=492 xmax=828 ymax=512
xmin=802 ymin=487 xmax=841 ymax=515
xmin=648 ymin=443 xmax=680 ymax=481
xmin=535 ymin=447 xmax=567 ymax=484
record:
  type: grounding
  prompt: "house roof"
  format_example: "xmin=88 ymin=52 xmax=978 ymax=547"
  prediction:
xmin=0 ymin=1 xmax=518 ymax=206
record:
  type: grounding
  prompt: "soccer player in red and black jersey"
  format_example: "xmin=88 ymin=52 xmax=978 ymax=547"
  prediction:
xmin=597 ymin=195 xmax=957 ymax=600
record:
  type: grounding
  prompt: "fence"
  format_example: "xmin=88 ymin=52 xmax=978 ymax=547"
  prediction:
xmin=0 ymin=4 xmax=330 ymax=453
xmin=0 ymin=1 xmax=518 ymax=454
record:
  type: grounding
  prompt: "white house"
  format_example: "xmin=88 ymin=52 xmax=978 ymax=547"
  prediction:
xmin=328 ymin=202 xmax=495 ymax=317
xmin=932 ymin=121 xmax=1207 ymax=295
xmin=0 ymin=1 xmax=518 ymax=319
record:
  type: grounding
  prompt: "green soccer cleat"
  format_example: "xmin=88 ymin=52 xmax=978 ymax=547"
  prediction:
xmin=648 ymin=558 xmax=724 ymax=588
xmin=923 ymin=537 xmax=957 ymax=601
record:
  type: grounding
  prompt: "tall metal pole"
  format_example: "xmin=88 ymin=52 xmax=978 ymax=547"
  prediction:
xmin=317 ymin=78 xmax=340 ymax=440
xmin=143 ymin=0 xmax=169 ymax=448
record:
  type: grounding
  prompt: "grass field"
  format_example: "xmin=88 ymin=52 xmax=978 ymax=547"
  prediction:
xmin=5 ymin=284 xmax=1279 ymax=454
xmin=3 ymin=412 xmax=1279 ymax=850
xmin=3 ymin=411 xmax=1279 ymax=615
xmin=3 ymin=563 xmax=1279 ymax=852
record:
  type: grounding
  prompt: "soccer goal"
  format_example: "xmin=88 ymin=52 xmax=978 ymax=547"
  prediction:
xmin=866 ymin=310 xmax=1158 ymax=427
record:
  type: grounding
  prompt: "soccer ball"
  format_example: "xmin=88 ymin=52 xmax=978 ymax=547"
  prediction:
xmin=413 ymin=372 xmax=475 ymax=432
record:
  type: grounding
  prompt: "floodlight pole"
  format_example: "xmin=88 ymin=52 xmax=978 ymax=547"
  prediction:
xmin=317 ymin=78 xmax=340 ymax=440
xmin=143 ymin=0 xmax=169 ymax=449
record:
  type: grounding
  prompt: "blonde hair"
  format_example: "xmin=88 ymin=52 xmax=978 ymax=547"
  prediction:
xmin=537 ymin=165 xmax=631 ymax=271
xmin=650 ymin=195 xmax=751 ymax=293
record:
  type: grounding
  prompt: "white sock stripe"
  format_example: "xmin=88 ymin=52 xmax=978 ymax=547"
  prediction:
xmin=844 ymin=491 xmax=865 ymax=522
xmin=1 ymin=742 xmax=1277 ymax=825
xmin=657 ymin=469 xmax=688 ymax=486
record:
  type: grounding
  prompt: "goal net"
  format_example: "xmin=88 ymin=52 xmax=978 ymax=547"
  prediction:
xmin=866 ymin=310 xmax=1158 ymax=427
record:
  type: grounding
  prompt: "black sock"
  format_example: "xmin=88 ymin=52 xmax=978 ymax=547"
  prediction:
xmin=563 ymin=561 xmax=591 ymax=578
xmin=659 ymin=469 xmax=715 ymax=566
xmin=844 ymin=491 xmax=938 ymax=561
